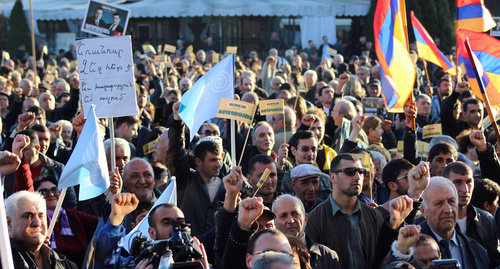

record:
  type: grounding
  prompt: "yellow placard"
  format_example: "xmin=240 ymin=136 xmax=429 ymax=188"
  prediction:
xmin=216 ymin=98 xmax=257 ymax=124
xmin=352 ymin=154 xmax=371 ymax=171
xmin=2 ymin=51 xmax=10 ymax=60
xmin=69 ymin=60 xmax=78 ymax=70
xmin=417 ymin=141 xmax=425 ymax=157
xmin=157 ymin=45 xmax=162 ymax=54
xmin=47 ymin=65 xmax=57 ymax=74
xmin=42 ymin=45 xmax=48 ymax=55
xmin=187 ymin=45 xmax=193 ymax=53
xmin=43 ymin=73 xmax=55 ymax=84
xmin=163 ymin=44 xmax=176 ymax=54
xmin=226 ymin=46 xmax=238 ymax=54
xmin=298 ymin=82 xmax=307 ymax=93
xmin=142 ymin=44 xmax=156 ymax=55
xmin=259 ymin=99 xmax=284 ymax=115
xmin=143 ymin=138 xmax=158 ymax=155
xmin=154 ymin=55 xmax=167 ymax=63
xmin=212 ymin=53 xmax=219 ymax=64
xmin=397 ymin=140 xmax=404 ymax=156
xmin=422 ymin=142 xmax=430 ymax=159
xmin=326 ymin=47 xmax=337 ymax=56
xmin=422 ymin=124 xmax=442 ymax=140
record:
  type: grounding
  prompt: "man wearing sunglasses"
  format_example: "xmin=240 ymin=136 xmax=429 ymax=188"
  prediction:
xmin=306 ymin=153 xmax=413 ymax=269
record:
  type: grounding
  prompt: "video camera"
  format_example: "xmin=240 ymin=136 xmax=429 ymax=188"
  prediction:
xmin=123 ymin=220 xmax=203 ymax=269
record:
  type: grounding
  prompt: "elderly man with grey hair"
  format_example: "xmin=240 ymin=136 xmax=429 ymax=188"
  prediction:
xmin=6 ymin=191 xmax=77 ymax=268
xmin=418 ymin=176 xmax=489 ymax=268
xmin=272 ymin=106 xmax=296 ymax=153
xmin=272 ymin=194 xmax=340 ymax=268
xmin=103 ymin=137 xmax=131 ymax=176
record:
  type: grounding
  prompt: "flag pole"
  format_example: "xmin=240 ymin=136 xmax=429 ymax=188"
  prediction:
xmin=29 ymin=0 xmax=37 ymax=79
xmin=238 ymin=127 xmax=253 ymax=166
xmin=47 ymin=188 xmax=68 ymax=237
xmin=231 ymin=54 xmax=237 ymax=166
xmin=400 ymin=0 xmax=416 ymax=130
xmin=464 ymin=39 xmax=500 ymax=142
xmin=422 ymin=59 xmax=432 ymax=88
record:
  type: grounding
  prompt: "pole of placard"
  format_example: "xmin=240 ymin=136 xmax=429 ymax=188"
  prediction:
xmin=0 ymin=175 xmax=14 ymax=269
xmin=238 ymin=127 xmax=253 ymax=166
xmin=108 ymin=117 xmax=118 ymax=188
xmin=422 ymin=60 xmax=432 ymax=88
xmin=293 ymin=95 xmax=299 ymax=111
xmin=283 ymin=111 xmax=287 ymax=145
xmin=47 ymin=188 xmax=67 ymax=237
xmin=231 ymin=120 xmax=236 ymax=167
xmin=29 ymin=0 xmax=37 ymax=78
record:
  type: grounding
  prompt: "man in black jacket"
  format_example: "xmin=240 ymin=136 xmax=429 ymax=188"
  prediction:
xmin=419 ymin=176 xmax=489 ymax=268
xmin=272 ymin=194 xmax=340 ymax=269
xmin=442 ymin=162 xmax=500 ymax=267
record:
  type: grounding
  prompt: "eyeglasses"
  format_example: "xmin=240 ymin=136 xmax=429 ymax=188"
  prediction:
xmin=297 ymin=146 xmax=317 ymax=153
xmin=38 ymin=187 xmax=60 ymax=197
xmin=331 ymin=167 xmax=367 ymax=176
xmin=252 ymin=249 xmax=294 ymax=259
xmin=203 ymin=130 xmax=219 ymax=136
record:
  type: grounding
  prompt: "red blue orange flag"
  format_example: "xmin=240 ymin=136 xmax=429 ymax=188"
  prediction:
xmin=456 ymin=29 xmax=500 ymax=106
xmin=374 ymin=0 xmax=416 ymax=112
xmin=456 ymin=0 xmax=496 ymax=32
xmin=410 ymin=12 xmax=456 ymax=76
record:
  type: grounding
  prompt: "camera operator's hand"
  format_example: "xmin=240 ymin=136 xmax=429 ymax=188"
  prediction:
xmin=192 ymin=237 xmax=210 ymax=269
xmin=109 ymin=193 xmax=139 ymax=226
xmin=238 ymin=197 xmax=264 ymax=231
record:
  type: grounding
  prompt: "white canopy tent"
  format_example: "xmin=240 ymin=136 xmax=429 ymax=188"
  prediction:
xmin=0 ymin=0 xmax=369 ymax=48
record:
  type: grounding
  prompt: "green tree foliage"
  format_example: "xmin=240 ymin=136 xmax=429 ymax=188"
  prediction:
xmin=363 ymin=0 xmax=455 ymax=52
xmin=6 ymin=0 xmax=31 ymax=56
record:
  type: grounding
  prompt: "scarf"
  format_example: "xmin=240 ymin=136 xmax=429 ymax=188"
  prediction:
xmin=47 ymin=209 xmax=74 ymax=249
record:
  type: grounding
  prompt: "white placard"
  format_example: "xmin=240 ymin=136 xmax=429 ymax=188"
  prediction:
xmin=76 ymin=35 xmax=139 ymax=118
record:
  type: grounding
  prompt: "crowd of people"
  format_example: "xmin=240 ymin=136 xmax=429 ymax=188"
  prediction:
xmin=1 ymin=31 xmax=500 ymax=269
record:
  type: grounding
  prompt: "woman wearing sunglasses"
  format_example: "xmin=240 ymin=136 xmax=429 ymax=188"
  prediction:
xmin=22 ymin=175 xmax=98 ymax=268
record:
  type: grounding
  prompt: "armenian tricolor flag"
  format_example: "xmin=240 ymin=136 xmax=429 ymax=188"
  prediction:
xmin=410 ymin=12 xmax=456 ymax=75
xmin=456 ymin=0 xmax=496 ymax=32
xmin=374 ymin=0 xmax=416 ymax=112
xmin=457 ymin=29 xmax=500 ymax=106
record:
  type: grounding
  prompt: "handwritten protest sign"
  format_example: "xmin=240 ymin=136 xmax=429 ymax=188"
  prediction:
xmin=216 ymin=98 xmax=257 ymax=124
xmin=259 ymin=99 xmax=284 ymax=115
xmin=422 ymin=124 xmax=442 ymax=140
xmin=76 ymin=35 xmax=138 ymax=118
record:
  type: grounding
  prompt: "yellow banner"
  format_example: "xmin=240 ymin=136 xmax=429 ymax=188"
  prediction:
xmin=352 ymin=154 xmax=371 ymax=171
xmin=42 ymin=46 xmax=48 ymax=55
xmin=216 ymin=98 xmax=257 ymax=124
xmin=212 ymin=53 xmax=219 ymax=64
xmin=163 ymin=44 xmax=176 ymax=53
xmin=417 ymin=141 xmax=430 ymax=158
xmin=259 ymin=99 xmax=284 ymax=115
xmin=326 ymin=47 xmax=337 ymax=56
xmin=143 ymin=138 xmax=158 ymax=155
xmin=226 ymin=46 xmax=238 ymax=54
xmin=2 ymin=51 xmax=10 ymax=60
xmin=142 ymin=44 xmax=156 ymax=55
xmin=157 ymin=45 xmax=162 ymax=54
xmin=397 ymin=140 xmax=404 ymax=156
xmin=422 ymin=124 xmax=442 ymax=140
xmin=154 ymin=55 xmax=167 ymax=63
xmin=187 ymin=45 xmax=193 ymax=53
